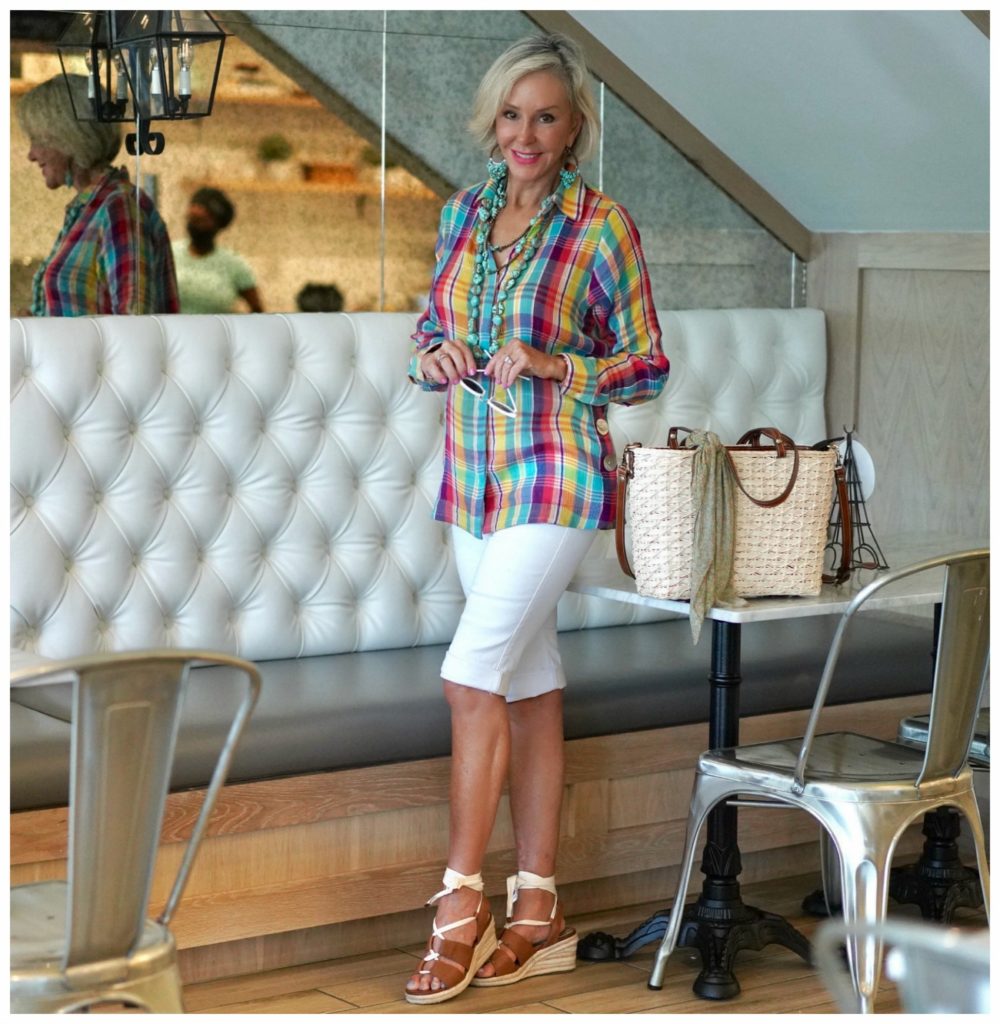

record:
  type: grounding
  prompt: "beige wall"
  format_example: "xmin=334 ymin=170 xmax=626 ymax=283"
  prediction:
xmin=807 ymin=233 xmax=988 ymax=550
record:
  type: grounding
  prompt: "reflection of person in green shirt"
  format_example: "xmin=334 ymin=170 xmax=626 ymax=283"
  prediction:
xmin=172 ymin=187 xmax=264 ymax=314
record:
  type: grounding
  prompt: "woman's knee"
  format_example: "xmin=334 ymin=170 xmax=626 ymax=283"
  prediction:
xmin=443 ymin=678 xmax=506 ymax=714
xmin=507 ymin=687 xmax=563 ymax=724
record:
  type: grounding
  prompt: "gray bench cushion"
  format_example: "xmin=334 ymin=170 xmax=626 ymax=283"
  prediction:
xmin=10 ymin=614 xmax=933 ymax=812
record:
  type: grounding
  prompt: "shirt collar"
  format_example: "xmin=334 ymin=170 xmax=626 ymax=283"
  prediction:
xmin=475 ymin=172 xmax=585 ymax=222
xmin=557 ymin=173 xmax=584 ymax=221
xmin=67 ymin=166 xmax=128 ymax=213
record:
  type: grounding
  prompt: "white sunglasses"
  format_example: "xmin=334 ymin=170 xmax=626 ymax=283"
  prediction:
xmin=459 ymin=369 xmax=528 ymax=418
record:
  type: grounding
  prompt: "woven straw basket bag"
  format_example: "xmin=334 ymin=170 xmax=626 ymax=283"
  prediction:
xmin=616 ymin=427 xmax=849 ymax=600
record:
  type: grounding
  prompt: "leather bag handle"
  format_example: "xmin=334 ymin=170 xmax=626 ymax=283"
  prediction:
xmin=736 ymin=426 xmax=794 ymax=457
xmin=668 ymin=426 xmax=798 ymax=507
xmin=615 ymin=445 xmax=637 ymax=579
xmin=822 ymin=461 xmax=852 ymax=585
xmin=727 ymin=429 xmax=800 ymax=509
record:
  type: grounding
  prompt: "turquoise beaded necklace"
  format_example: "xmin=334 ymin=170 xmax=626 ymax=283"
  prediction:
xmin=466 ymin=160 xmax=578 ymax=359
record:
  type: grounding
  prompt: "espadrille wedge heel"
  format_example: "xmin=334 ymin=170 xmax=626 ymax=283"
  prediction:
xmin=471 ymin=871 xmax=577 ymax=987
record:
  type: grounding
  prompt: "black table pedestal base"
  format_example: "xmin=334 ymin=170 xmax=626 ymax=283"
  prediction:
xmin=578 ymin=620 xmax=811 ymax=999
xmin=802 ymin=809 xmax=984 ymax=923
xmin=888 ymin=807 xmax=983 ymax=921
xmin=579 ymin=879 xmax=811 ymax=999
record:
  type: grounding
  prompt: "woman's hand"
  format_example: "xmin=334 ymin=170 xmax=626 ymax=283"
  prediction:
xmin=486 ymin=340 xmax=567 ymax=391
xmin=420 ymin=339 xmax=477 ymax=384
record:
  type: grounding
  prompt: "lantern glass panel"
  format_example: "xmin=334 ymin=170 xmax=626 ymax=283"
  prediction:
xmin=114 ymin=10 xmax=225 ymax=121
xmin=56 ymin=11 xmax=135 ymax=123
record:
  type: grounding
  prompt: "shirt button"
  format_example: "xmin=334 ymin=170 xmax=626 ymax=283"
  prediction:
xmin=596 ymin=418 xmax=610 ymax=436
xmin=603 ymin=454 xmax=617 ymax=471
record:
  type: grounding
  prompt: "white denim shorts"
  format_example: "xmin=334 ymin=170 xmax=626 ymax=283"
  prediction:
xmin=441 ymin=523 xmax=599 ymax=702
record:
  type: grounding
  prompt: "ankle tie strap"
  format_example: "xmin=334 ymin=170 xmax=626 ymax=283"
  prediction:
xmin=505 ymin=870 xmax=557 ymax=923
xmin=427 ymin=867 xmax=484 ymax=906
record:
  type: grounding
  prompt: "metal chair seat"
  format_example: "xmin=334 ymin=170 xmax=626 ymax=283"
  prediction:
xmin=899 ymin=709 xmax=990 ymax=767
xmin=649 ymin=550 xmax=990 ymax=1014
xmin=11 ymin=881 xmax=178 ymax=1013
xmin=703 ymin=732 xmax=972 ymax=799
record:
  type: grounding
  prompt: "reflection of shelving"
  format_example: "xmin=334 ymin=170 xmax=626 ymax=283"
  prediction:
xmin=214 ymin=88 xmax=322 ymax=108
xmin=190 ymin=177 xmax=440 ymax=200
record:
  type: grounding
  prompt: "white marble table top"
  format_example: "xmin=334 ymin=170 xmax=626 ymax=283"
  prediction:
xmin=568 ymin=559 xmax=948 ymax=625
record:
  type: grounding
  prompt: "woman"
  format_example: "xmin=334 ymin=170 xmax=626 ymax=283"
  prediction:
xmin=172 ymin=187 xmax=265 ymax=313
xmin=17 ymin=75 xmax=179 ymax=316
xmin=405 ymin=33 xmax=669 ymax=1004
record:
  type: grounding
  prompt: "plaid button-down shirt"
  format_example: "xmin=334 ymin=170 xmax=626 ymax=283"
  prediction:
xmin=31 ymin=168 xmax=179 ymax=317
xmin=411 ymin=176 xmax=668 ymax=537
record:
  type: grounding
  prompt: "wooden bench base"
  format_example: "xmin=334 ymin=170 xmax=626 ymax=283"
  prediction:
xmin=10 ymin=694 xmax=930 ymax=985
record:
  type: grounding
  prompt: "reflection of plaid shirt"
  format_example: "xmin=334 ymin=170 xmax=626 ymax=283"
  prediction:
xmin=411 ymin=175 xmax=668 ymax=537
xmin=31 ymin=168 xmax=179 ymax=316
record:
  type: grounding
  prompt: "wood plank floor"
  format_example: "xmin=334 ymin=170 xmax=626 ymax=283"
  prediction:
xmin=181 ymin=871 xmax=988 ymax=1014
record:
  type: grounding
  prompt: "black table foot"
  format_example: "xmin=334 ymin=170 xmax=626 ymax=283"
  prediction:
xmin=889 ymin=808 xmax=983 ymax=921
xmin=579 ymin=885 xmax=811 ymax=1000
xmin=578 ymin=911 xmax=671 ymax=962
xmin=801 ymin=887 xmax=838 ymax=917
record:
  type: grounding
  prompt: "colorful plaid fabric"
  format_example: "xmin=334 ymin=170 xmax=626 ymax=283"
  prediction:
xmin=410 ymin=175 xmax=668 ymax=537
xmin=31 ymin=168 xmax=179 ymax=316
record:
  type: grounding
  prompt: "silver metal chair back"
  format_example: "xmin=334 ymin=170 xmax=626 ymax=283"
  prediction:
xmin=793 ymin=550 xmax=989 ymax=793
xmin=65 ymin=656 xmax=186 ymax=969
xmin=920 ymin=556 xmax=989 ymax=783
xmin=10 ymin=649 xmax=260 ymax=1012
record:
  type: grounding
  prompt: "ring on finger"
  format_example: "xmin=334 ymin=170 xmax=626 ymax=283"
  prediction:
xmin=503 ymin=354 xmax=513 ymax=365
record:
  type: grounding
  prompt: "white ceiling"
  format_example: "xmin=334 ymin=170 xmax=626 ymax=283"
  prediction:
xmin=569 ymin=9 xmax=988 ymax=232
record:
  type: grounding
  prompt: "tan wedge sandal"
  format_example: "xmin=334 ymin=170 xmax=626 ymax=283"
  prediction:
xmin=471 ymin=870 xmax=578 ymax=987
xmin=404 ymin=868 xmax=498 ymax=1005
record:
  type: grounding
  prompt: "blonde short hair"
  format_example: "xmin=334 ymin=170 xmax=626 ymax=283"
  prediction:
xmin=17 ymin=75 xmax=121 ymax=172
xmin=469 ymin=33 xmax=600 ymax=164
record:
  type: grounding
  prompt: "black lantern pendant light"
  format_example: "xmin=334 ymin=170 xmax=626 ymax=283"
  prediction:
xmin=57 ymin=10 xmax=226 ymax=156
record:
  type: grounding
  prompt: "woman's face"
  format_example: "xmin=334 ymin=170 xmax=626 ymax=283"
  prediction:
xmin=27 ymin=140 xmax=71 ymax=191
xmin=186 ymin=203 xmax=219 ymax=246
xmin=494 ymin=70 xmax=581 ymax=194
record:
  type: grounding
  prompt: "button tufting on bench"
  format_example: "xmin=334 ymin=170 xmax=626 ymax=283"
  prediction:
xmin=10 ymin=310 xmax=829 ymax=664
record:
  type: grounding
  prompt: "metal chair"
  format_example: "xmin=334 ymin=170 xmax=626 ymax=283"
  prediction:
xmin=648 ymin=550 xmax=990 ymax=1013
xmin=813 ymin=918 xmax=990 ymax=1013
xmin=10 ymin=649 xmax=261 ymax=1013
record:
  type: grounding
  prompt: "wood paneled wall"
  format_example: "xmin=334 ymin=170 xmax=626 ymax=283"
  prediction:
xmin=11 ymin=694 xmax=928 ymax=984
xmin=807 ymin=233 xmax=988 ymax=546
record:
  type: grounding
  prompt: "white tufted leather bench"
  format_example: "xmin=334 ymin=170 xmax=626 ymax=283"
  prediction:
xmin=9 ymin=310 xmax=933 ymax=810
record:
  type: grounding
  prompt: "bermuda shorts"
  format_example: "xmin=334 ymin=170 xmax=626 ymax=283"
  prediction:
xmin=441 ymin=523 xmax=599 ymax=702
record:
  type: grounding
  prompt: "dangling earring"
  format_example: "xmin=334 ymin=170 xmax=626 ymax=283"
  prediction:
xmin=487 ymin=144 xmax=508 ymax=184
xmin=559 ymin=145 xmax=579 ymax=190
xmin=64 ymin=163 xmax=75 ymax=189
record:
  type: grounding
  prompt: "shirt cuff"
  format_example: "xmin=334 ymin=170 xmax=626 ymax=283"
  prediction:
xmin=409 ymin=343 xmax=445 ymax=389
xmin=559 ymin=353 xmax=599 ymax=404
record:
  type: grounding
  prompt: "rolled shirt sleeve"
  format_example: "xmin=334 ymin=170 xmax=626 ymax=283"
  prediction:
xmin=409 ymin=205 xmax=457 ymax=391
xmin=559 ymin=205 xmax=667 ymax=406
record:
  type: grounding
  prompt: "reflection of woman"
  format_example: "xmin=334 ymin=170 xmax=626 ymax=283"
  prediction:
xmin=405 ymin=33 xmax=668 ymax=1005
xmin=172 ymin=188 xmax=264 ymax=313
xmin=17 ymin=75 xmax=179 ymax=316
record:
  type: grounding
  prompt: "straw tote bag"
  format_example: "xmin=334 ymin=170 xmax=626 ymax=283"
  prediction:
xmin=615 ymin=426 xmax=851 ymax=600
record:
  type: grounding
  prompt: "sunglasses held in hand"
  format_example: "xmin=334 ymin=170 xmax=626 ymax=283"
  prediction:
xmin=459 ymin=368 xmax=529 ymax=418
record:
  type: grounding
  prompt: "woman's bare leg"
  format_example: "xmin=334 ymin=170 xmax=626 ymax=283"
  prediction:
xmin=477 ymin=689 xmax=566 ymax=977
xmin=406 ymin=681 xmax=510 ymax=996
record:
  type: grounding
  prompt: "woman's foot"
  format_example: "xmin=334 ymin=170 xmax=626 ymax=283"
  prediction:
xmin=472 ymin=872 xmax=578 ymax=986
xmin=404 ymin=873 xmax=497 ymax=1004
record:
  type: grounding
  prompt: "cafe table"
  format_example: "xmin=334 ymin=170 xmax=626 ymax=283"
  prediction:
xmin=566 ymin=557 xmax=944 ymax=999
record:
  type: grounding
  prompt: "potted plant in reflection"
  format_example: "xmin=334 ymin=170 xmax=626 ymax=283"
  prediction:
xmin=256 ymin=133 xmax=296 ymax=181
